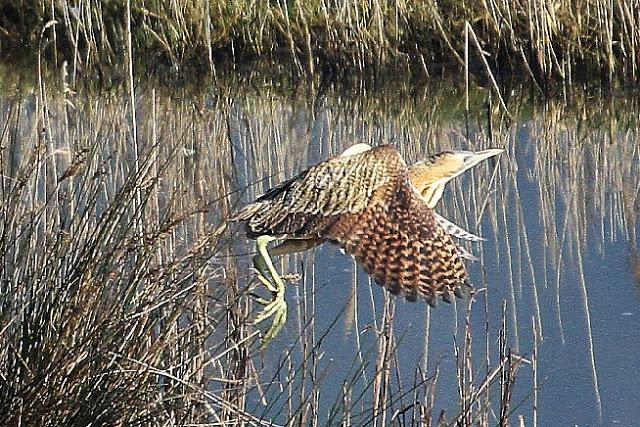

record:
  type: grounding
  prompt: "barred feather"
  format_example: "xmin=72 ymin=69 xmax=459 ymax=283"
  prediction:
xmin=325 ymin=174 xmax=467 ymax=304
xmin=231 ymin=145 xmax=469 ymax=305
xmin=434 ymin=213 xmax=485 ymax=242
xmin=230 ymin=145 xmax=402 ymax=238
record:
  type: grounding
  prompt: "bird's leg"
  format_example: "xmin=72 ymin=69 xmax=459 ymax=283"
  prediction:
xmin=271 ymin=237 xmax=323 ymax=256
xmin=252 ymin=235 xmax=287 ymax=346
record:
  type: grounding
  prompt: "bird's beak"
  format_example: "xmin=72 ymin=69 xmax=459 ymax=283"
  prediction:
xmin=462 ymin=148 xmax=504 ymax=171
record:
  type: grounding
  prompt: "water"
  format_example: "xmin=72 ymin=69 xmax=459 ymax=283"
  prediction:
xmin=2 ymin=71 xmax=638 ymax=426
xmin=229 ymin=85 xmax=640 ymax=426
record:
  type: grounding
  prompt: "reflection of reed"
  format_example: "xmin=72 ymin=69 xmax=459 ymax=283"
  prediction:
xmin=2 ymin=76 xmax=638 ymax=425
xmin=227 ymin=84 xmax=638 ymax=423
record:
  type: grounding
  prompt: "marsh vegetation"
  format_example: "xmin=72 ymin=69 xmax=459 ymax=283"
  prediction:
xmin=3 ymin=0 xmax=640 ymax=82
xmin=0 ymin=62 xmax=638 ymax=425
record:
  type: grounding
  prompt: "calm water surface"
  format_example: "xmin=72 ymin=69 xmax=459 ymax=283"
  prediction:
xmin=3 ymin=73 xmax=639 ymax=425
xmin=227 ymin=85 xmax=640 ymax=426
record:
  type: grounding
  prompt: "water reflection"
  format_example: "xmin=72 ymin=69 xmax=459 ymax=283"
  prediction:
xmin=2 ymin=73 xmax=638 ymax=425
xmin=229 ymin=85 xmax=640 ymax=426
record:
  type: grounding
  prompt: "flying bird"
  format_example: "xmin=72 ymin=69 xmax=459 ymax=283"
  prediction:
xmin=231 ymin=144 xmax=503 ymax=344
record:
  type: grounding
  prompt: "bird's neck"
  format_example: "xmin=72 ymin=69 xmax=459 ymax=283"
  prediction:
xmin=409 ymin=164 xmax=446 ymax=209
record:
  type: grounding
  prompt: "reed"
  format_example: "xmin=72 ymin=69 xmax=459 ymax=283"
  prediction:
xmin=0 ymin=67 xmax=241 ymax=424
xmin=2 ymin=0 xmax=640 ymax=83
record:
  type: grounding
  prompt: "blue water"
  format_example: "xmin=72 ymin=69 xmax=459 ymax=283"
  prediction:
xmin=232 ymin=96 xmax=640 ymax=426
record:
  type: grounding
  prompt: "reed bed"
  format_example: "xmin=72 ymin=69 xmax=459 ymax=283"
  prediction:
xmin=1 ymin=65 xmax=638 ymax=425
xmin=0 ymin=70 xmax=242 ymax=424
xmin=2 ymin=0 xmax=640 ymax=83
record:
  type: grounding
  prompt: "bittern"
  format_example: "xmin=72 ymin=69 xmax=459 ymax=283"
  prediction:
xmin=231 ymin=144 xmax=503 ymax=345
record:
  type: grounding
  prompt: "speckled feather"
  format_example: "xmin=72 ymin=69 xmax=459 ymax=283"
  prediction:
xmin=231 ymin=145 xmax=468 ymax=304
xmin=326 ymin=173 xmax=467 ymax=305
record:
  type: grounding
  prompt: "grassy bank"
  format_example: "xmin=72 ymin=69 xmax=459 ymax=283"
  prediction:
xmin=1 ymin=0 xmax=640 ymax=83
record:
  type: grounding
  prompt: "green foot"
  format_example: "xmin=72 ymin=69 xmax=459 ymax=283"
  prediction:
xmin=252 ymin=235 xmax=288 ymax=347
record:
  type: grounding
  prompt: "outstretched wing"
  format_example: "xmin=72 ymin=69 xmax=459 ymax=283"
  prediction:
xmin=327 ymin=176 xmax=468 ymax=305
xmin=230 ymin=145 xmax=407 ymax=238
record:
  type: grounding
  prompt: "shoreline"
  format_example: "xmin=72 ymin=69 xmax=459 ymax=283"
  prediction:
xmin=1 ymin=1 xmax=639 ymax=85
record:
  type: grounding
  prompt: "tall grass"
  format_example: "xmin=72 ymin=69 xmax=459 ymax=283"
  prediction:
xmin=2 ymin=0 xmax=640 ymax=83
xmin=0 ymin=69 xmax=243 ymax=424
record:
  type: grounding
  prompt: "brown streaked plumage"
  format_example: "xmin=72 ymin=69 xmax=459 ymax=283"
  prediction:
xmin=248 ymin=145 xmax=503 ymax=258
xmin=232 ymin=144 xmax=469 ymax=305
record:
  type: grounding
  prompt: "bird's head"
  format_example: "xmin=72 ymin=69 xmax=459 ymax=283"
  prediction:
xmin=409 ymin=148 xmax=504 ymax=208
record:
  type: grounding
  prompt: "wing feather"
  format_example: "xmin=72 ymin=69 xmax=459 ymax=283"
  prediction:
xmin=327 ymin=176 xmax=468 ymax=304
xmin=230 ymin=145 xmax=406 ymax=238
xmin=433 ymin=212 xmax=485 ymax=242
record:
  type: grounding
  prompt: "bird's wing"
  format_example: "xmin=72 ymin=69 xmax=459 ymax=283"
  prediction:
xmin=328 ymin=177 xmax=469 ymax=305
xmin=230 ymin=145 xmax=406 ymax=238
xmin=433 ymin=212 xmax=485 ymax=242
xmin=456 ymin=244 xmax=478 ymax=261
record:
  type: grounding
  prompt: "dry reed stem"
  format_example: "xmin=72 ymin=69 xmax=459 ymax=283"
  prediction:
xmin=4 ymin=0 xmax=640 ymax=83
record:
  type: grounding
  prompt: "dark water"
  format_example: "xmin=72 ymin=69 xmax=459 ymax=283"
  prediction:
xmin=228 ymin=88 xmax=640 ymax=426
